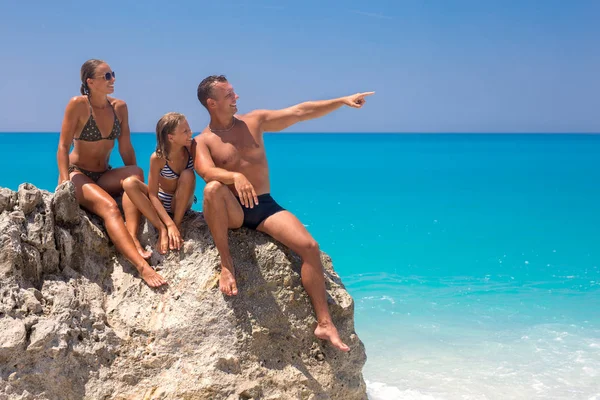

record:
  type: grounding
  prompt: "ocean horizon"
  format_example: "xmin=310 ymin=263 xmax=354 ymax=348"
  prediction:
xmin=2 ymin=132 xmax=599 ymax=399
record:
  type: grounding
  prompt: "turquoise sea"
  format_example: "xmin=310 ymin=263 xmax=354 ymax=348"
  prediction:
xmin=2 ymin=133 xmax=600 ymax=399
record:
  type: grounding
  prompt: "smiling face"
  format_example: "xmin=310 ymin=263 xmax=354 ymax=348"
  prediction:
xmin=87 ymin=63 xmax=115 ymax=95
xmin=169 ymin=118 xmax=193 ymax=147
xmin=207 ymin=81 xmax=238 ymax=117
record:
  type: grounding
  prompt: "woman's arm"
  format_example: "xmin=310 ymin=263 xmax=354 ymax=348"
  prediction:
xmin=56 ymin=97 xmax=83 ymax=184
xmin=115 ymin=100 xmax=137 ymax=166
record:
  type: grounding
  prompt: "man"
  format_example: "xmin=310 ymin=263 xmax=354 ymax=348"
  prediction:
xmin=194 ymin=75 xmax=373 ymax=352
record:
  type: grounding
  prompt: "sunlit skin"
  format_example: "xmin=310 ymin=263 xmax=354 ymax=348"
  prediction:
xmin=57 ymin=61 xmax=167 ymax=288
xmin=195 ymin=78 xmax=374 ymax=351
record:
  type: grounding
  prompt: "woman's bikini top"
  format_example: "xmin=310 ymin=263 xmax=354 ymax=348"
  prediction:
xmin=160 ymin=148 xmax=194 ymax=180
xmin=74 ymin=98 xmax=121 ymax=142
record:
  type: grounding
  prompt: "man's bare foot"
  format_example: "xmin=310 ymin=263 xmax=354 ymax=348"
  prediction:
xmin=139 ymin=265 xmax=167 ymax=288
xmin=133 ymin=239 xmax=152 ymax=259
xmin=314 ymin=321 xmax=350 ymax=352
xmin=155 ymin=228 xmax=169 ymax=254
xmin=219 ymin=264 xmax=238 ymax=296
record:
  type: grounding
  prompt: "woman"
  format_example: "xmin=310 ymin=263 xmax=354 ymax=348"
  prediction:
xmin=57 ymin=59 xmax=166 ymax=288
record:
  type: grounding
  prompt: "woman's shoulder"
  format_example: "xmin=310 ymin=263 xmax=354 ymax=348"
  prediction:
xmin=108 ymin=97 xmax=128 ymax=122
xmin=108 ymin=96 xmax=128 ymax=111
xmin=67 ymin=95 xmax=89 ymax=107
xmin=65 ymin=95 xmax=90 ymax=115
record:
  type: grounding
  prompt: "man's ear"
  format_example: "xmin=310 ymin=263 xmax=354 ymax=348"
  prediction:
xmin=207 ymin=98 xmax=216 ymax=109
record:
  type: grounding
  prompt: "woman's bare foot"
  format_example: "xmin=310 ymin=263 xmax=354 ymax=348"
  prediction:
xmin=155 ymin=228 xmax=169 ymax=254
xmin=314 ymin=321 xmax=350 ymax=352
xmin=138 ymin=265 xmax=167 ymax=288
xmin=219 ymin=264 xmax=238 ymax=296
xmin=133 ymin=238 xmax=152 ymax=259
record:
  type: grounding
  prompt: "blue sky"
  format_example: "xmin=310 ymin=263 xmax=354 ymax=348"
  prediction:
xmin=0 ymin=0 xmax=598 ymax=133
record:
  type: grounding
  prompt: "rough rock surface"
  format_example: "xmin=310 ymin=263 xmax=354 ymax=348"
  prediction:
xmin=0 ymin=182 xmax=367 ymax=400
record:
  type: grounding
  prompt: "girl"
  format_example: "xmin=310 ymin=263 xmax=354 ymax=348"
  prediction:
xmin=123 ymin=112 xmax=196 ymax=254
xmin=57 ymin=59 xmax=166 ymax=287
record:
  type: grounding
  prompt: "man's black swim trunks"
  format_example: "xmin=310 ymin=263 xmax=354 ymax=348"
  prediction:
xmin=237 ymin=193 xmax=285 ymax=230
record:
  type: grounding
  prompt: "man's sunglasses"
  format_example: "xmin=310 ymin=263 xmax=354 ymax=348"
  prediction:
xmin=97 ymin=71 xmax=116 ymax=81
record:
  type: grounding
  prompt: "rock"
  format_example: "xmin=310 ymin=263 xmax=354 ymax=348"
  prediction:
xmin=17 ymin=183 xmax=42 ymax=215
xmin=9 ymin=210 xmax=25 ymax=224
xmin=0 ymin=187 xmax=17 ymax=214
xmin=22 ymin=290 xmax=43 ymax=314
xmin=27 ymin=319 xmax=58 ymax=352
xmin=28 ymin=288 xmax=43 ymax=301
xmin=215 ymin=354 xmax=241 ymax=374
xmin=41 ymin=248 xmax=59 ymax=275
xmin=0 ymin=317 xmax=27 ymax=361
xmin=0 ymin=184 xmax=367 ymax=400
xmin=52 ymin=181 xmax=80 ymax=226
xmin=21 ymin=243 xmax=42 ymax=286
xmin=54 ymin=226 xmax=74 ymax=271
xmin=0 ymin=218 xmax=23 ymax=278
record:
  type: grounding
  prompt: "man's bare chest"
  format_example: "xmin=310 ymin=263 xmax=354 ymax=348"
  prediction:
xmin=209 ymin=139 xmax=265 ymax=168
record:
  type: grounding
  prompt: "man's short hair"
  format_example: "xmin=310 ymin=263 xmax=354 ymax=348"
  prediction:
xmin=197 ymin=75 xmax=228 ymax=109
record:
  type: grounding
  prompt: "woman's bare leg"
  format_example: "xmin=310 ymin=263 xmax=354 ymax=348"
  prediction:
xmin=70 ymin=171 xmax=167 ymax=287
xmin=97 ymin=166 xmax=151 ymax=259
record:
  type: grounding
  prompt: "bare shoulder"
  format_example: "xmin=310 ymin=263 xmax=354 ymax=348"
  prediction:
xmin=239 ymin=110 xmax=265 ymax=125
xmin=109 ymin=97 xmax=128 ymax=111
xmin=69 ymin=95 xmax=88 ymax=104
xmin=194 ymin=129 xmax=214 ymax=145
xmin=67 ymin=95 xmax=89 ymax=111
xmin=107 ymin=97 xmax=128 ymax=123
xmin=108 ymin=96 xmax=126 ymax=107
xmin=62 ymin=96 xmax=89 ymax=124
xmin=150 ymin=151 xmax=166 ymax=165
xmin=236 ymin=112 xmax=265 ymax=136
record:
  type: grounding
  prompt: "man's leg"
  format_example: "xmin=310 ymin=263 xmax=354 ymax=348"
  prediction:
xmin=202 ymin=181 xmax=244 ymax=296
xmin=257 ymin=211 xmax=350 ymax=351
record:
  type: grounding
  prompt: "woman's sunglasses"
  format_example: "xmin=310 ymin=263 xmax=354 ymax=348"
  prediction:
xmin=96 ymin=71 xmax=116 ymax=81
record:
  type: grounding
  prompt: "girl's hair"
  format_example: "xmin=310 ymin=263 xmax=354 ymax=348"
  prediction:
xmin=80 ymin=59 xmax=106 ymax=96
xmin=156 ymin=112 xmax=186 ymax=160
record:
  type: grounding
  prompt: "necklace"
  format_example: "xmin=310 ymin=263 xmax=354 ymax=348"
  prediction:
xmin=209 ymin=117 xmax=236 ymax=133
